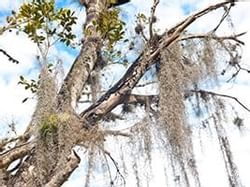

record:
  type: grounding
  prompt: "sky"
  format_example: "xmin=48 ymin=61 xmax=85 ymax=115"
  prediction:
xmin=1 ymin=0 xmax=250 ymax=187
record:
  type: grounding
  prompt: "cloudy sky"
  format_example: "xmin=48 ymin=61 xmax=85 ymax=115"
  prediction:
xmin=1 ymin=0 xmax=250 ymax=186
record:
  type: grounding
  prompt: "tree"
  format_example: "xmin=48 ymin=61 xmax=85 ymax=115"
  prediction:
xmin=0 ymin=0 xmax=249 ymax=186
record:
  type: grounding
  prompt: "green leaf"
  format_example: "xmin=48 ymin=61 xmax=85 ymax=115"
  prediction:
xmin=20 ymin=75 xmax=24 ymax=81
xmin=22 ymin=97 xmax=28 ymax=103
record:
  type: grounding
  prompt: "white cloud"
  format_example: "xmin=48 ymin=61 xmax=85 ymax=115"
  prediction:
xmin=0 ymin=32 xmax=38 ymax=76
xmin=0 ymin=0 xmax=24 ymax=13
xmin=0 ymin=30 xmax=38 ymax=136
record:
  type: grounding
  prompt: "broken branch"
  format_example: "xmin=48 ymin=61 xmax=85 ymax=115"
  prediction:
xmin=80 ymin=1 xmax=230 ymax=127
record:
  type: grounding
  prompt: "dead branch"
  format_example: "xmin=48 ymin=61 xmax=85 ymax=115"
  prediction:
xmin=135 ymin=81 xmax=157 ymax=88
xmin=103 ymin=149 xmax=125 ymax=186
xmin=179 ymin=32 xmax=246 ymax=45
xmin=226 ymin=62 xmax=250 ymax=82
xmin=191 ymin=89 xmax=250 ymax=112
xmin=212 ymin=3 xmax=233 ymax=33
xmin=165 ymin=1 xmax=231 ymax=37
xmin=80 ymin=1 xmax=230 ymax=128
xmin=44 ymin=150 xmax=80 ymax=187
xmin=0 ymin=142 xmax=34 ymax=169
xmin=149 ymin=0 xmax=160 ymax=39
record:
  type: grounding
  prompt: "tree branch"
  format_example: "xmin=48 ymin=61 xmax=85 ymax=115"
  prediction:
xmin=212 ymin=3 xmax=232 ymax=33
xmin=0 ymin=142 xmax=34 ymax=169
xmin=149 ymin=0 xmax=160 ymax=39
xmin=179 ymin=32 xmax=246 ymax=45
xmin=103 ymin=149 xmax=125 ymax=186
xmin=165 ymin=1 xmax=232 ymax=37
xmin=57 ymin=0 xmax=106 ymax=110
xmin=80 ymin=1 xmax=230 ymax=128
xmin=44 ymin=150 xmax=80 ymax=187
xmin=191 ymin=89 xmax=250 ymax=113
xmin=0 ymin=135 xmax=27 ymax=153
xmin=0 ymin=48 xmax=19 ymax=64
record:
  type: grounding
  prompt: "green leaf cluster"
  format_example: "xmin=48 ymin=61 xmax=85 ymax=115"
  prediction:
xmin=39 ymin=114 xmax=58 ymax=137
xmin=136 ymin=13 xmax=148 ymax=24
xmin=94 ymin=8 xmax=125 ymax=48
xmin=18 ymin=75 xmax=38 ymax=94
xmin=6 ymin=0 xmax=77 ymax=46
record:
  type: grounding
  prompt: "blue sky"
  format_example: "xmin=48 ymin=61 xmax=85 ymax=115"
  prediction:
xmin=1 ymin=1 xmax=250 ymax=186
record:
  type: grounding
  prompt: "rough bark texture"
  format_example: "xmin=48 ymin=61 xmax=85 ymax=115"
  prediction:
xmin=58 ymin=0 xmax=105 ymax=110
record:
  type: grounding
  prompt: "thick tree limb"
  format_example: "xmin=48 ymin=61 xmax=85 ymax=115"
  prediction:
xmin=57 ymin=0 xmax=107 ymax=110
xmin=80 ymin=1 xmax=231 ymax=127
xmin=0 ymin=142 xmax=34 ymax=169
xmin=44 ymin=151 xmax=80 ymax=187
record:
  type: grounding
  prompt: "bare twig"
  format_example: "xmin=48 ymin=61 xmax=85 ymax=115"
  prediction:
xmin=165 ymin=1 xmax=232 ymax=37
xmin=191 ymin=89 xmax=250 ymax=113
xmin=135 ymin=81 xmax=157 ymax=88
xmin=0 ymin=19 xmax=31 ymax=36
xmin=212 ymin=4 xmax=233 ymax=33
xmin=149 ymin=0 xmax=160 ymax=39
xmin=226 ymin=61 xmax=250 ymax=82
xmin=179 ymin=32 xmax=246 ymax=45
xmin=103 ymin=149 xmax=126 ymax=186
xmin=141 ymin=31 xmax=149 ymax=42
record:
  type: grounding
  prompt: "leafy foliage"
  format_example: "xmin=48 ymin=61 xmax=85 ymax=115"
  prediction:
xmin=6 ymin=0 xmax=77 ymax=46
xmin=18 ymin=61 xmax=54 ymax=95
xmin=18 ymin=75 xmax=38 ymax=94
xmin=94 ymin=8 xmax=125 ymax=49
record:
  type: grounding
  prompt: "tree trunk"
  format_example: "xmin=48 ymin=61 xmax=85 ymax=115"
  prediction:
xmin=6 ymin=1 xmax=107 ymax=186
